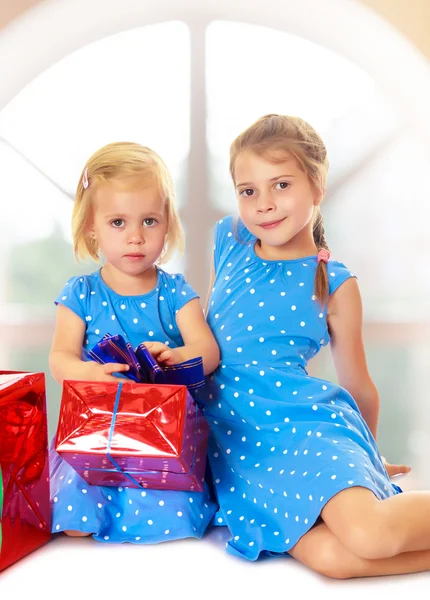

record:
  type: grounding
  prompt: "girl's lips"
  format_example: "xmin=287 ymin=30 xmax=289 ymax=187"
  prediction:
xmin=258 ymin=218 xmax=286 ymax=229
xmin=124 ymin=254 xmax=145 ymax=260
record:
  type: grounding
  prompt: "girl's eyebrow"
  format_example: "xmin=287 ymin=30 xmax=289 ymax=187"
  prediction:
xmin=104 ymin=212 xmax=164 ymax=219
xmin=236 ymin=174 xmax=295 ymax=187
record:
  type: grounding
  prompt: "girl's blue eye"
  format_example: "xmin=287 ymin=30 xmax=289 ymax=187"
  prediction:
xmin=111 ymin=219 xmax=124 ymax=227
xmin=143 ymin=218 xmax=157 ymax=227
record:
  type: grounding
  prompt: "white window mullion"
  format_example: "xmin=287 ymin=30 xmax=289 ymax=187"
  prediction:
xmin=185 ymin=21 xmax=224 ymax=300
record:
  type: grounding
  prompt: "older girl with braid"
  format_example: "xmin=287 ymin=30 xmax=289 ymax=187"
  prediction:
xmin=198 ymin=115 xmax=430 ymax=579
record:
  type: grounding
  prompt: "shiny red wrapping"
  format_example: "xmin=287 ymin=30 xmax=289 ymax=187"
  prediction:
xmin=55 ymin=380 xmax=209 ymax=492
xmin=0 ymin=372 xmax=51 ymax=572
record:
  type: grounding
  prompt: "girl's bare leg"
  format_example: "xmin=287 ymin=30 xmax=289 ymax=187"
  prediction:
xmin=64 ymin=530 xmax=91 ymax=537
xmin=290 ymin=522 xmax=430 ymax=579
xmin=321 ymin=486 xmax=430 ymax=559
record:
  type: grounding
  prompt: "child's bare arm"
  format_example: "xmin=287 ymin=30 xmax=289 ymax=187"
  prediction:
xmin=327 ymin=278 xmax=380 ymax=437
xmin=328 ymin=278 xmax=411 ymax=476
xmin=49 ymin=304 xmax=129 ymax=384
xmin=204 ymin=254 xmax=216 ymax=316
xmin=144 ymin=298 xmax=220 ymax=375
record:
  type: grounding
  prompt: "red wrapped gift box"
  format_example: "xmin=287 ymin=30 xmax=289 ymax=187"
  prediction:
xmin=55 ymin=380 xmax=209 ymax=492
xmin=0 ymin=372 xmax=51 ymax=572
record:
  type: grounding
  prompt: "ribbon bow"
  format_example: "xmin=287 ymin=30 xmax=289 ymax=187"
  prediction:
xmin=84 ymin=334 xmax=205 ymax=391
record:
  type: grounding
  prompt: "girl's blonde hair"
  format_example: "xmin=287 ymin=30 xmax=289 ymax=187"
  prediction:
xmin=72 ymin=141 xmax=184 ymax=264
xmin=230 ymin=114 xmax=330 ymax=304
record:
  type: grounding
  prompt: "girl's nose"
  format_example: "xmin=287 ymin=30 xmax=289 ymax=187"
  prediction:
xmin=127 ymin=228 xmax=144 ymax=244
xmin=256 ymin=190 xmax=275 ymax=212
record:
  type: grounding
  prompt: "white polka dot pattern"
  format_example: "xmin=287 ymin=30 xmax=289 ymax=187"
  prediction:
xmin=54 ymin=268 xmax=198 ymax=354
xmin=50 ymin=267 xmax=218 ymax=542
xmin=199 ymin=216 xmax=401 ymax=561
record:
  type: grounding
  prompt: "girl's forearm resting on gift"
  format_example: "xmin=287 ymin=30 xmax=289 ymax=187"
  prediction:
xmin=49 ymin=351 xmax=130 ymax=385
xmin=145 ymin=298 xmax=220 ymax=375
xmin=49 ymin=304 xmax=129 ymax=384
xmin=167 ymin=340 xmax=220 ymax=375
xmin=50 ymin=351 xmax=93 ymax=384
xmin=174 ymin=298 xmax=220 ymax=374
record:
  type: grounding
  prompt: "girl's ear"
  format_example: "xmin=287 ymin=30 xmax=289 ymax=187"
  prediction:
xmin=84 ymin=214 xmax=96 ymax=239
xmin=313 ymin=186 xmax=325 ymax=207
xmin=85 ymin=226 xmax=96 ymax=241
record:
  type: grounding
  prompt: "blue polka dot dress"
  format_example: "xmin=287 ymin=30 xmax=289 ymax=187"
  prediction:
xmin=199 ymin=216 xmax=402 ymax=561
xmin=49 ymin=266 xmax=218 ymax=543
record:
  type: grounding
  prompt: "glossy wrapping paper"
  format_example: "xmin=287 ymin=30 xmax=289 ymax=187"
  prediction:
xmin=0 ymin=372 xmax=51 ymax=572
xmin=55 ymin=380 xmax=209 ymax=492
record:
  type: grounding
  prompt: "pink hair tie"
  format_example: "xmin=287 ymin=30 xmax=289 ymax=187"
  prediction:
xmin=317 ymin=249 xmax=330 ymax=264
xmin=82 ymin=167 xmax=89 ymax=190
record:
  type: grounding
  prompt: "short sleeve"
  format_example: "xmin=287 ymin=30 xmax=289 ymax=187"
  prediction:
xmin=168 ymin=273 xmax=199 ymax=314
xmin=54 ymin=276 xmax=89 ymax=322
xmin=327 ymin=260 xmax=357 ymax=296
xmin=213 ymin=215 xmax=236 ymax=274
xmin=212 ymin=215 xmax=264 ymax=276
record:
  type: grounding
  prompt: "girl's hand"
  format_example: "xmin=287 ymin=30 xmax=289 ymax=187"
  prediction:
xmin=381 ymin=455 xmax=411 ymax=478
xmin=143 ymin=342 xmax=177 ymax=366
xmin=82 ymin=361 xmax=130 ymax=382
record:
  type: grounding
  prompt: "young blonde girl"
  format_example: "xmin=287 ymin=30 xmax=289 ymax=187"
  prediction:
xmin=49 ymin=141 xmax=219 ymax=542
xmin=200 ymin=115 xmax=430 ymax=579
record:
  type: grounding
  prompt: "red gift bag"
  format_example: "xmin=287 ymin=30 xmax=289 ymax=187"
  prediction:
xmin=0 ymin=372 xmax=51 ymax=572
xmin=55 ymin=380 xmax=209 ymax=492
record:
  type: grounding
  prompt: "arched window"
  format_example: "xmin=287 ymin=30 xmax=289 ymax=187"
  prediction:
xmin=1 ymin=0 xmax=429 ymax=486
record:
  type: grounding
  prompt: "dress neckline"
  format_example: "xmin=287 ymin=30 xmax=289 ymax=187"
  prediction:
xmin=94 ymin=267 xmax=161 ymax=299
xmin=250 ymin=240 xmax=318 ymax=265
